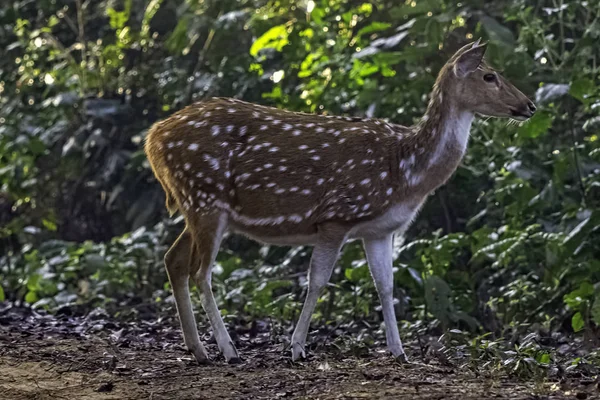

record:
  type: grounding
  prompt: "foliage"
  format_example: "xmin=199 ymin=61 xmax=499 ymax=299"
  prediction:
xmin=1 ymin=0 xmax=600 ymax=378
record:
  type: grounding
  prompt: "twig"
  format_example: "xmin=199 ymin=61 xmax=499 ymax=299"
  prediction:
xmin=416 ymin=330 xmax=427 ymax=360
xmin=568 ymin=99 xmax=587 ymax=206
xmin=62 ymin=356 xmax=90 ymax=373
xmin=185 ymin=13 xmax=221 ymax=105
xmin=437 ymin=188 xmax=453 ymax=233
xmin=75 ymin=0 xmax=88 ymax=96
xmin=524 ymin=285 xmax=569 ymax=324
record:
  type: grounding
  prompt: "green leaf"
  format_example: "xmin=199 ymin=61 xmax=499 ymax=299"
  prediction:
xmin=518 ymin=111 xmax=553 ymax=139
xmin=106 ymin=7 xmax=130 ymax=30
xmin=571 ymin=312 xmax=585 ymax=332
xmin=424 ymin=276 xmax=452 ymax=325
xmin=564 ymin=282 xmax=593 ymax=309
xmin=563 ymin=212 xmax=600 ymax=253
xmin=29 ymin=138 xmax=46 ymax=155
xmin=25 ymin=291 xmax=38 ymax=304
xmin=0 ymin=285 xmax=4 ymax=302
xmin=390 ymin=1 xmax=438 ymax=18
xmin=165 ymin=16 xmax=190 ymax=54
xmin=344 ymin=264 xmax=370 ymax=283
xmin=42 ymin=219 xmax=57 ymax=231
xmin=26 ymin=274 xmax=41 ymax=291
xmin=357 ymin=3 xmax=373 ymax=14
xmin=356 ymin=22 xmax=392 ymax=38
xmin=570 ymin=78 xmax=595 ymax=105
xmin=480 ymin=16 xmax=515 ymax=49
xmin=344 ymin=268 xmax=354 ymax=282
xmin=250 ymin=25 xmax=289 ymax=57
xmin=538 ymin=353 xmax=551 ymax=365
xmin=141 ymin=0 xmax=164 ymax=38
xmin=592 ymin=292 xmax=600 ymax=327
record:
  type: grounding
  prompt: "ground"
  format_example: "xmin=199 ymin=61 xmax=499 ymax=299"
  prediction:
xmin=0 ymin=305 xmax=595 ymax=400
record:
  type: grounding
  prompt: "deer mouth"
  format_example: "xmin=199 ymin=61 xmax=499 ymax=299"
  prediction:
xmin=509 ymin=108 xmax=534 ymax=121
xmin=509 ymin=101 xmax=536 ymax=121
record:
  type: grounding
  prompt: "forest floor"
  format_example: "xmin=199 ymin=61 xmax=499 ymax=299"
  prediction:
xmin=0 ymin=305 xmax=595 ymax=400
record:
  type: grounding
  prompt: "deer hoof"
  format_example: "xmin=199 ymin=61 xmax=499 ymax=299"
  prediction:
xmin=188 ymin=343 xmax=210 ymax=365
xmin=192 ymin=351 xmax=211 ymax=365
xmin=291 ymin=343 xmax=306 ymax=361
xmin=394 ymin=353 xmax=409 ymax=364
xmin=222 ymin=342 xmax=242 ymax=364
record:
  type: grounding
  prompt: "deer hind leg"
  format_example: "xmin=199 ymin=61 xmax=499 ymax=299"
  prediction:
xmin=189 ymin=212 xmax=241 ymax=364
xmin=165 ymin=227 xmax=209 ymax=363
xmin=363 ymin=234 xmax=408 ymax=362
xmin=291 ymin=227 xmax=346 ymax=361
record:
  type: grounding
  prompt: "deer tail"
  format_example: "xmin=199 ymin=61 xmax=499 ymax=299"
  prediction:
xmin=145 ymin=123 xmax=180 ymax=217
xmin=161 ymin=179 xmax=179 ymax=217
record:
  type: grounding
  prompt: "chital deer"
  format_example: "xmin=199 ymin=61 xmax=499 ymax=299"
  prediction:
xmin=144 ymin=40 xmax=535 ymax=364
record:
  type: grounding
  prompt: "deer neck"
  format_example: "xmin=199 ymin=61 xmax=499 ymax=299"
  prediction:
xmin=419 ymin=86 xmax=474 ymax=152
xmin=396 ymin=89 xmax=474 ymax=193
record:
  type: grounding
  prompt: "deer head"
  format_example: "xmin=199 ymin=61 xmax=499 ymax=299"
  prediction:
xmin=439 ymin=41 xmax=536 ymax=121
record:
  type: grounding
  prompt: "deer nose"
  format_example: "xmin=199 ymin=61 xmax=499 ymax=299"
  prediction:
xmin=527 ymin=101 xmax=537 ymax=114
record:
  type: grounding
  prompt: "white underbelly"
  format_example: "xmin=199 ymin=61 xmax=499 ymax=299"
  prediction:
xmin=349 ymin=201 xmax=421 ymax=239
xmin=227 ymin=201 xmax=423 ymax=246
xmin=230 ymin=227 xmax=318 ymax=246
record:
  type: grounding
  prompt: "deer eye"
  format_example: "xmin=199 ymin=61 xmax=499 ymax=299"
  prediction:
xmin=483 ymin=73 xmax=497 ymax=83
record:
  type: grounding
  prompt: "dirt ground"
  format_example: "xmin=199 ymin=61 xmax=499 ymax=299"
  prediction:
xmin=0 ymin=305 xmax=596 ymax=400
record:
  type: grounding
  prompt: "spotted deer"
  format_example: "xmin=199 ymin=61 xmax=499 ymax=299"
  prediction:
xmin=144 ymin=40 xmax=535 ymax=364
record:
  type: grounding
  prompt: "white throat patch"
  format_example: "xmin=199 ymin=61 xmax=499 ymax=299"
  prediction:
xmin=428 ymin=110 xmax=474 ymax=168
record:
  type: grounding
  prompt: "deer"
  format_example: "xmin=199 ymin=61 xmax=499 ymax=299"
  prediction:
xmin=144 ymin=39 xmax=536 ymax=364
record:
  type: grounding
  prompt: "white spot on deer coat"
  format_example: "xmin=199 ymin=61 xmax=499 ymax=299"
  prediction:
xmin=203 ymin=154 xmax=220 ymax=170
xmin=288 ymin=214 xmax=302 ymax=223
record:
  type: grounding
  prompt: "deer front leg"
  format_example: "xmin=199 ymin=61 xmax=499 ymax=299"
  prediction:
xmin=363 ymin=234 xmax=408 ymax=362
xmin=291 ymin=230 xmax=346 ymax=361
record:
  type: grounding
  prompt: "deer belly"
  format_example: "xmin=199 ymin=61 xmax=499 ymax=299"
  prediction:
xmin=349 ymin=202 xmax=421 ymax=239
xmin=229 ymin=220 xmax=319 ymax=246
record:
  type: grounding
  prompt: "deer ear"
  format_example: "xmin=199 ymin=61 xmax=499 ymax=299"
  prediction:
xmin=454 ymin=43 xmax=487 ymax=78
xmin=450 ymin=39 xmax=482 ymax=60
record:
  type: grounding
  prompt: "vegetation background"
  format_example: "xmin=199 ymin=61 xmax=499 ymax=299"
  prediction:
xmin=1 ymin=0 xmax=599 ymax=387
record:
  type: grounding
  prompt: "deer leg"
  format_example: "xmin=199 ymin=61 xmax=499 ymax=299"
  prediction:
xmin=189 ymin=213 xmax=241 ymax=364
xmin=291 ymin=229 xmax=346 ymax=361
xmin=363 ymin=234 xmax=408 ymax=362
xmin=165 ymin=228 xmax=209 ymax=363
